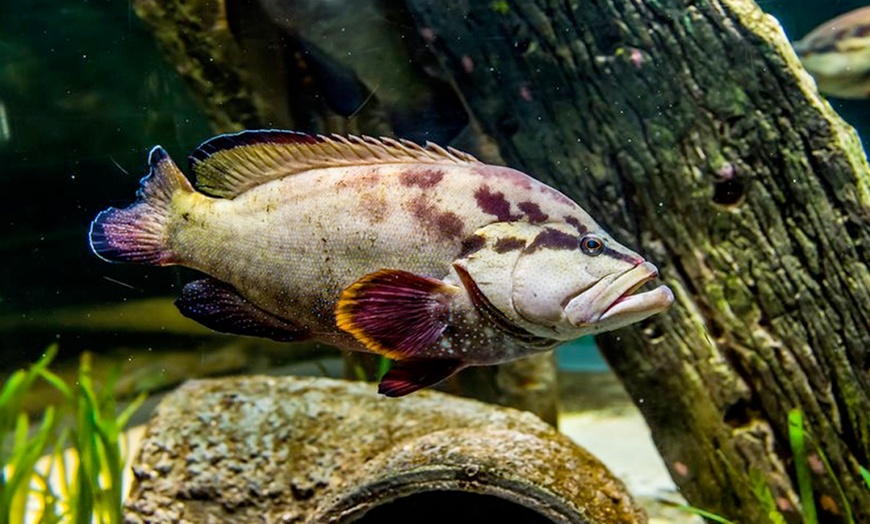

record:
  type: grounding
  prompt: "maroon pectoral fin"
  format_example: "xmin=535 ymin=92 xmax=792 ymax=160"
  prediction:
xmin=335 ymin=269 xmax=459 ymax=359
xmin=175 ymin=278 xmax=308 ymax=342
xmin=378 ymin=359 xmax=465 ymax=397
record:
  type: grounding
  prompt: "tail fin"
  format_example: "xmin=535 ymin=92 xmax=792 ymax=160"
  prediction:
xmin=89 ymin=146 xmax=194 ymax=265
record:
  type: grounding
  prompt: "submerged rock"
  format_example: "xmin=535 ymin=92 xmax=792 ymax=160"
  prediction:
xmin=125 ymin=375 xmax=646 ymax=523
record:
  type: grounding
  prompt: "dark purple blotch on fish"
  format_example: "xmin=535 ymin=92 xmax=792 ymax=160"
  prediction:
xmin=564 ymin=216 xmax=587 ymax=235
xmin=410 ymin=197 xmax=465 ymax=241
xmin=459 ymin=234 xmax=486 ymax=258
xmin=604 ymin=247 xmax=641 ymax=264
xmin=474 ymin=185 xmax=523 ymax=222
xmin=494 ymin=237 xmax=527 ymax=253
xmin=400 ymin=168 xmax=445 ymax=189
xmin=526 ymin=228 xmax=577 ymax=253
xmin=517 ymin=201 xmax=549 ymax=224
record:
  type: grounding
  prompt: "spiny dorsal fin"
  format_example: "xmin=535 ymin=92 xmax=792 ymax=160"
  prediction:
xmin=189 ymin=129 xmax=481 ymax=198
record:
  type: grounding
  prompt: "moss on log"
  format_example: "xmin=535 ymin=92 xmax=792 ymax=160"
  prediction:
xmin=404 ymin=0 xmax=870 ymax=521
xmin=132 ymin=0 xmax=259 ymax=132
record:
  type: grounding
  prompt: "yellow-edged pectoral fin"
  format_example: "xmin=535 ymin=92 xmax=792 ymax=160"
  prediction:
xmin=335 ymin=269 xmax=460 ymax=360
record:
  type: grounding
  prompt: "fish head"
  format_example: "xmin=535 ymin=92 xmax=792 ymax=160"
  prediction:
xmin=455 ymin=221 xmax=674 ymax=341
xmin=793 ymin=6 xmax=870 ymax=99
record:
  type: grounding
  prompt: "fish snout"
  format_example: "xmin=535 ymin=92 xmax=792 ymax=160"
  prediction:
xmin=564 ymin=261 xmax=673 ymax=329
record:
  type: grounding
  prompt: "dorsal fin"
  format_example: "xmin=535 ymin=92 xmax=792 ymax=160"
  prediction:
xmin=188 ymin=129 xmax=481 ymax=198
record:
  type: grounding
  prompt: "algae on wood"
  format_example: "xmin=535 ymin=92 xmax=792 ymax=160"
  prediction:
xmin=404 ymin=0 xmax=870 ymax=522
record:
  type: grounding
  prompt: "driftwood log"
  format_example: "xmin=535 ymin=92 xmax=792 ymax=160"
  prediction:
xmin=131 ymin=0 xmax=870 ymax=521
xmin=403 ymin=0 xmax=870 ymax=521
xmin=124 ymin=376 xmax=644 ymax=523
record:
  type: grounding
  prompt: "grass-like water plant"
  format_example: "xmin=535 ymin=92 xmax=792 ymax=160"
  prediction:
xmin=0 ymin=344 xmax=145 ymax=524
xmin=671 ymin=407 xmax=869 ymax=524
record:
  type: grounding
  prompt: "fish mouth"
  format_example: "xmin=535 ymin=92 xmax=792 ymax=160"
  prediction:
xmin=564 ymin=262 xmax=674 ymax=328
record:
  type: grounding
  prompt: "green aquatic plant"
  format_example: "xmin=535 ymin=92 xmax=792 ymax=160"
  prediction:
xmin=673 ymin=408 xmax=869 ymax=524
xmin=350 ymin=355 xmax=392 ymax=383
xmin=673 ymin=504 xmax=736 ymax=524
xmin=0 ymin=345 xmax=145 ymax=524
xmin=490 ymin=0 xmax=510 ymax=15
xmin=376 ymin=356 xmax=392 ymax=380
xmin=750 ymin=468 xmax=789 ymax=524
xmin=788 ymin=409 xmax=818 ymax=523
xmin=0 ymin=347 xmax=60 ymax=524
xmin=785 ymin=408 xmax=864 ymax=524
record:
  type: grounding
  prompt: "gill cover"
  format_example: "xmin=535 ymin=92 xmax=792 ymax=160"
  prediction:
xmin=453 ymin=222 xmax=577 ymax=339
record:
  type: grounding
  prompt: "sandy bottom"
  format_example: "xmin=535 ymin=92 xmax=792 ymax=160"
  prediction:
xmin=560 ymin=411 xmax=701 ymax=523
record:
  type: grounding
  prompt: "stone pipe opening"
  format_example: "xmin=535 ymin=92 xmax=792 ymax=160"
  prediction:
xmin=124 ymin=378 xmax=642 ymax=523
xmin=355 ymin=490 xmax=555 ymax=523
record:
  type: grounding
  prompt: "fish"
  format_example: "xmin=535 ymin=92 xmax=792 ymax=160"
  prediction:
xmin=794 ymin=6 xmax=870 ymax=99
xmin=89 ymin=130 xmax=674 ymax=396
xmin=0 ymin=100 xmax=9 ymax=145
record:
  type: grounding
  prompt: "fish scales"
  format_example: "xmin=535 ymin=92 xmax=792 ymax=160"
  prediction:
xmin=90 ymin=130 xmax=674 ymax=396
xmin=171 ymin=163 xmax=580 ymax=326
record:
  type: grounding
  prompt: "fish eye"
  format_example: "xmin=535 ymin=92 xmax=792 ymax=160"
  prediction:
xmin=580 ymin=234 xmax=605 ymax=256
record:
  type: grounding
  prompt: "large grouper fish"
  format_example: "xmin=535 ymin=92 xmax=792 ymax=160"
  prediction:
xmin=89 ymin=130 xmax=674 ymax=396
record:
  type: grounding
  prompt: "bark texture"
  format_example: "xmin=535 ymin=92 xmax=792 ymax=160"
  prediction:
xmin=404 ymin=0 xmax=870 ymax=522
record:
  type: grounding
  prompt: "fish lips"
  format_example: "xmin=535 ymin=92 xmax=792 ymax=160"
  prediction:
xmin=564 ymin=261 xmax=674 ymax=328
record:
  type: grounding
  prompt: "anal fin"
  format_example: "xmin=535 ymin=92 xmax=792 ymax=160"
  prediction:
xmin=176 ymin=278 xmax=307 ymax=342
xmin=378 ymin=358 xmax=464 ymax=397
